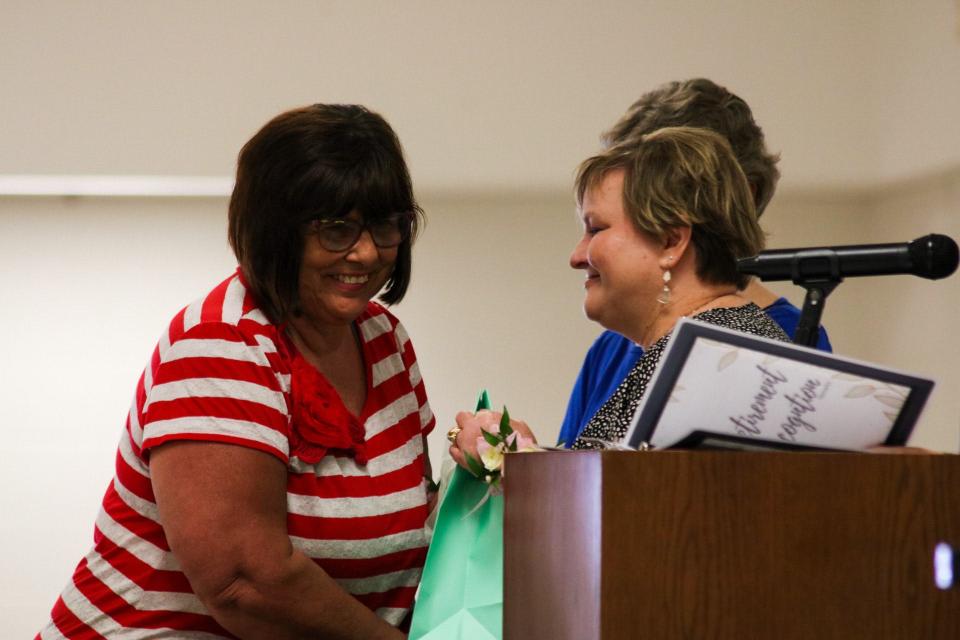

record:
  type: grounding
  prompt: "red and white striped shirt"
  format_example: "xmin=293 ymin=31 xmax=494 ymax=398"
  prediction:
xmin=38 ymin=272 xmax=435 ymax=639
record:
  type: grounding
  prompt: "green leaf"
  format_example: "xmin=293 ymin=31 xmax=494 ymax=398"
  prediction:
xmin=464 ymin=451 xmax=485 ymax=478
xmin=475 ymin=389 xmax=492 ymax=412
xmin=499 ymin=405 xmax=513 ymax=438
xmin=481 ymin=429 xmax=501 ymax=447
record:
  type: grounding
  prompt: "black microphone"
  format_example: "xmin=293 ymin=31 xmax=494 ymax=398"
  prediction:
xmin=737 ymin=234 xmax=959 ymax=283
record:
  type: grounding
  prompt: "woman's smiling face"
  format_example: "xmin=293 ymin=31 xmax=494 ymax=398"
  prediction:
xmin=297 ymin=210 xmax=397 ymax=328
xmin=569 ymin=169 xmax=668 ymax=338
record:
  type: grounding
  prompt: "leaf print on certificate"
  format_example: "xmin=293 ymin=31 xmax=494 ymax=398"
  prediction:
xmin=717 ymin=349 xmax=738 ymax=371
xmin=668 ymin=384 xmax=685 ymax=403
xmin=845 ymin=385 xmax=876 ymax=398
xmin=875 ymin=394 xmax=905 ymax=410
xmin=882 ymin=383 xmax=908 ymax=398
xmin=833 ymin=372 xmax=867 ymax=382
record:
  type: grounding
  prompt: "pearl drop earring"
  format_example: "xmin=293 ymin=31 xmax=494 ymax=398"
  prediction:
xmin=656 ymin=256 xmax=674 ymax=305
xmin=657 ymin=268 xmax=672 ymax=305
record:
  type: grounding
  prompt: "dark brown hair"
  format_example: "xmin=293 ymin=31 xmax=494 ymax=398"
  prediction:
xmin=603 ymin=78 xmax=780 ymax=216
xmin=228 ymin=104 xmax=422 ymax=322
xmin=576 ymin=126 xmax=764 ymax=290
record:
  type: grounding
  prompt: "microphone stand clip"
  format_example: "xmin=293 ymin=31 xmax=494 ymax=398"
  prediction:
xmin=791 ymin=249 xmax=842 ymax=349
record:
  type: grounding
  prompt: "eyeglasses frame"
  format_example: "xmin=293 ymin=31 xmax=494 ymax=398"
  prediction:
xmin=308 ymin=211 xmax=415 ymax=253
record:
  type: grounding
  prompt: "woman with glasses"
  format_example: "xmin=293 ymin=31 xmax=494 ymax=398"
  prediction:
xmin=39 ymin=105 xmax=433 ymax=639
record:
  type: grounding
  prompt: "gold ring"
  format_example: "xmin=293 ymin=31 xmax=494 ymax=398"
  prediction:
xmin=446 ymin=425 xmax=462 ymax=445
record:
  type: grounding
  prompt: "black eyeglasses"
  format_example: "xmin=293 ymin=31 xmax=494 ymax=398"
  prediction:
xmin=309 ymin=212 xmax=414 ymax=252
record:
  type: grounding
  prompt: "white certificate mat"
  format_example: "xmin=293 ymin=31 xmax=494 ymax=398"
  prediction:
xmin=624 ymin=318 xmax=934 ymax=451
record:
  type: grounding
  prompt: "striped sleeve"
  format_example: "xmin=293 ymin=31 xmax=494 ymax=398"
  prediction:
xmin=141 ymin=321 xmax=291 ymax=462
xmin=392 ymin=320 xmax=435 ymax=436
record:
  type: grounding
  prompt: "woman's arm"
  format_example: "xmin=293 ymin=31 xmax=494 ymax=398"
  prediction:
xmin=150 ymin=441 xmax=405 ymax=640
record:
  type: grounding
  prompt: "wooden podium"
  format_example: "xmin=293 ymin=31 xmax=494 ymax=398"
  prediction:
xmin=502 ymin=450 xmax=960 ymax=639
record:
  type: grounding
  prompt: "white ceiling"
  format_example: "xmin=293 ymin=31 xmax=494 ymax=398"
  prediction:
xmin=2 ymin=0 xmax=958 ymax=194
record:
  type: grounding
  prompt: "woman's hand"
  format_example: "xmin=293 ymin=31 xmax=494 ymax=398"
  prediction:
xmin=447 ymin=410 xmax=538 ymax=473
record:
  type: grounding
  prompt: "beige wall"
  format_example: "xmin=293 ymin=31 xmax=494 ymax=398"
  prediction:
xmin=3 ymin=1 xmax=960 ymax=192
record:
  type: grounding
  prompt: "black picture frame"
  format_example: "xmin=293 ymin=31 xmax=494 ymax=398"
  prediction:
xmin=624 ymin=319 xmax=935 ymax=450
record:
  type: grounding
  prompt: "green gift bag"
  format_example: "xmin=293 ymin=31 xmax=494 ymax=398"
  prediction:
xmin=409 ymin=391 xmax=503 ymax=639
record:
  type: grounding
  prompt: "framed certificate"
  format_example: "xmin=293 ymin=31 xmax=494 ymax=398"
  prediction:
xmin=623 ymin=318 xmax=935 ymax=451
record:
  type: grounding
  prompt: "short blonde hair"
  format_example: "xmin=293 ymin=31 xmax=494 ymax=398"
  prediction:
xmin=576 ymin=126 xmax=764 ymax=289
